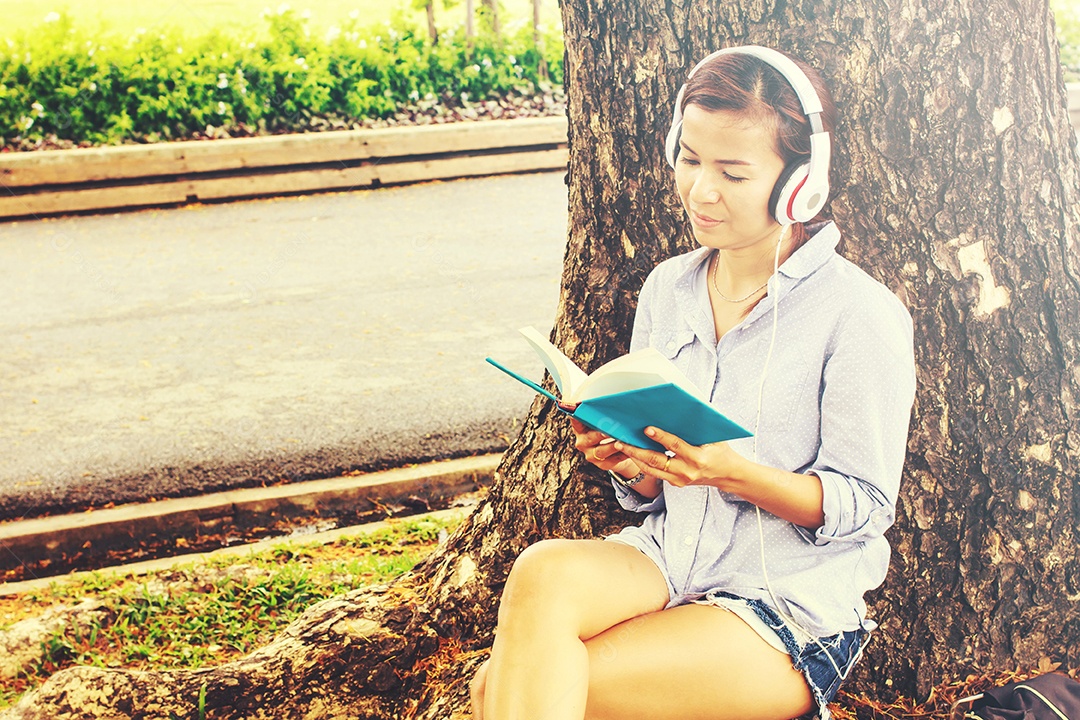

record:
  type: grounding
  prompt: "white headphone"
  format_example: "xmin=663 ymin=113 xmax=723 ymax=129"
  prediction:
xmin=664 ymin=45 xmax=832 ymax=226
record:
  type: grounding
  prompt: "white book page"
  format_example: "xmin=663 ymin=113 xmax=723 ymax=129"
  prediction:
xmin=573 ymin=348 xmax=703 ymax=403
xmin=519 ymin=326 xmax=589 ymax=399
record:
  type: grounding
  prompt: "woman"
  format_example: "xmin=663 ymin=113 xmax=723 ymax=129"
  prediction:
xmin=471 ymin=46 xmax=916 ymax=720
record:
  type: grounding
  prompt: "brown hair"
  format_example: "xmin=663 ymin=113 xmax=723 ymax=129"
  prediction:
xmin=680 ymin=50 xmax=838 ymax=243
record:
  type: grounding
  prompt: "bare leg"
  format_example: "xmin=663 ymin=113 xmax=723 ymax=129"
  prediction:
xmin=470 ymin=660 xmax=489 ymax=720
xmin=583 ymin=603 xmax=814 ymax=720
xmin=480 ymin=538 xmax=670 ymax=720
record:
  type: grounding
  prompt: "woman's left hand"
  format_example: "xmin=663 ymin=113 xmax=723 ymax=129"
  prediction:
xmin=613 ymin=426 xmax=748 ymax=490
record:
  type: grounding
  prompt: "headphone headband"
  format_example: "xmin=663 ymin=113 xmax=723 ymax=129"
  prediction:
xmin=664 ymin=45 xmax=832 ymax=225
xmin=685 ymin=46 xmax=824 ymax=118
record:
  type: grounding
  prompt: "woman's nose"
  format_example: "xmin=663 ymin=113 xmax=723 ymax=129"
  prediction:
xmin=689 ymin=173 xmax=722 ymax=205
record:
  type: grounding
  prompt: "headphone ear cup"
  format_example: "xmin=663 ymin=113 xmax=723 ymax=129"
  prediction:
xmin=665 ymin=120 xmax=682 ymax=169
xmin=769 ymin=162 xmax=809 ymax=225
xmin=665 ymin=84 xmax=688 ymax=169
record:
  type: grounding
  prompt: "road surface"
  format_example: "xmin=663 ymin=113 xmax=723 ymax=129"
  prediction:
xmin=0 ymin=171 xmax=568 ymax=520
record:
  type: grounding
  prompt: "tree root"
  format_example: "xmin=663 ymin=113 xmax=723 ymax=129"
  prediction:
xmin=1 ymin=583 xmax=440 ymax=720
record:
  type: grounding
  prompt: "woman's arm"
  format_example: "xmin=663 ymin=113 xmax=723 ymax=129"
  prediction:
xmin=615 ymin=286 xmax=916 ymax=537
xmin=800 ymin=296 xmax=916 ymax=543
xmin=613 ymin=428 xmax=824 ymax=529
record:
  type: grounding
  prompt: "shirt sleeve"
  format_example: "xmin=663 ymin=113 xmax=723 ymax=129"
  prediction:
xmin=611 ymin=478 xmax=667 ymax=512
xmin=801 ymin=290 xmax=916 ymax=546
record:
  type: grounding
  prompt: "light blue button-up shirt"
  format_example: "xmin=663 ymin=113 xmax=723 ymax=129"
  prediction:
xmin=609 ymin=222 xmax=916 ymax=638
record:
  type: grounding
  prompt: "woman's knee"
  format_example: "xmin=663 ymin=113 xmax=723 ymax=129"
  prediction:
xmin=498 ymin=538 xmax=667 ymax=641
xmin=499 ymin=539 xmax=595 ymax=617
xmin=503 ymin=539 xmax=587 ymax=595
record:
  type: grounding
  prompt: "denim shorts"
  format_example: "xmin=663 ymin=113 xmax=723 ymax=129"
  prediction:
xmin=707 ymin=591 xmax=867 ymax=720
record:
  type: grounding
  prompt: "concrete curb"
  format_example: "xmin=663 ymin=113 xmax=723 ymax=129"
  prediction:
xmin=0 ymin=453 xmax=501 ymax=593
xmin=0 ymin=116 xmax=568 ymax=220
xmin=0 ymin=505 xmax=473 ymax=597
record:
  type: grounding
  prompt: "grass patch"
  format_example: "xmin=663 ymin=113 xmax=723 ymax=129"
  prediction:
xmin=0 ymin=513 xmax=462 ymax=710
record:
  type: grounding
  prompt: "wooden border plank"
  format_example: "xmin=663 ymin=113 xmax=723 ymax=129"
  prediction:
xmin=0 ymin=148 xmax=568 ymax=218
xmin=376 ymin=148 xmax=568 ymax=185
xmin=0 ymin=117 xmax=568 ymax=188
xmin=0 ymin=183 xmax=192 ymax=217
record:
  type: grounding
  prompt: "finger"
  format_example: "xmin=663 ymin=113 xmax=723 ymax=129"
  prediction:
xmin=571 ymin=423 xmax=603 ymax=451
xmin=591 ymin=437 xmax=616 ymax=461
xmin=644 ymin=426 xmax=692 ymax=457
xmin=593 ymin=452 xmax=630 ymax=468
xmin=570 ymin=418 xmax=605 ymax=442
xmin=612 ymin=442 xmax=670 ymax=476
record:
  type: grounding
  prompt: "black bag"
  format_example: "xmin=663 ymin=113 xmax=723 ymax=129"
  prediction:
xmin=951 ymin=673 xmax=1080 ymax=720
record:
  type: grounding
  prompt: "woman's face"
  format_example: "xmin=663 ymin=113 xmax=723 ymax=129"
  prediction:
xmin=674 ymin=105 xmax=788 ymax=253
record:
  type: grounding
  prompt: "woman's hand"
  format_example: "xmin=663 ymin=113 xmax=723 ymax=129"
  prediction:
xmin=612 ymin=426 xmax=746 ymax=489
xmin=569 ymin=418 xmax=642 ymax=479
xmin=614 ymin=426 xmax=825 ymax=529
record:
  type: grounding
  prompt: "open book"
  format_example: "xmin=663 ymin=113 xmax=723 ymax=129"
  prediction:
xmin=486 ymin=326 xmax=751 ymax=451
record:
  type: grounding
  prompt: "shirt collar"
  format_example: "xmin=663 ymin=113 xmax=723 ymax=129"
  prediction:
xmin=670 ymin=221 xmax=840 ymax=289
xmin=777 ymin=221 xmax=840 ymax=280
xmin=669 ymin=222 xmax=841 ymax=345
xmin=673 ymin=247 xmax=716 ymax=345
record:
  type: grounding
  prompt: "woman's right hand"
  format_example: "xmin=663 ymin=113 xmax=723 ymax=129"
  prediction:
xmin=570 ymin=418 xmax=642 ymax=479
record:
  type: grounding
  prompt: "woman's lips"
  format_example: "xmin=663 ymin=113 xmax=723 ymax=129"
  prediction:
xmin=691 ymin=211 xmax=722 ymax=228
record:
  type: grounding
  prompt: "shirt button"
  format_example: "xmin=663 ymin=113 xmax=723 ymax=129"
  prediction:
xmin=666 ymin=341 xmax=677 ymax=350
xmin=683 ymin=535 xmax=695 ymax=546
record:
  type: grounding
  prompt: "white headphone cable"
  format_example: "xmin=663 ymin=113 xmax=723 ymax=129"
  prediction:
xmin=749 ymin=225 xmax=786 ymax=471
xmin=751 ymin=224 xmax=847 ymax=679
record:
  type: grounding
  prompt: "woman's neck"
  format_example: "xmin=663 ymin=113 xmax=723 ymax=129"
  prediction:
xmin=712 ymin=224 xmax=803 ymax=294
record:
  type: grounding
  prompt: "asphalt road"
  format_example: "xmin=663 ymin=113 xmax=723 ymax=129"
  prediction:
xmin=0 ymin=171 xmax=568 ymax=521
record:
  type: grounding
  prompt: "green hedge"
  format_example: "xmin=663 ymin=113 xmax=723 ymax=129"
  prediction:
xmin=0 ymin=9 xmax=564 ymax=148
xmin=3 ymin=6 xmax=1074 ymax=150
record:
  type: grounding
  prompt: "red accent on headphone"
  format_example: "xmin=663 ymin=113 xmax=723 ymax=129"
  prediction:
xmin=786 ymin=175 xmax=809 ymax=223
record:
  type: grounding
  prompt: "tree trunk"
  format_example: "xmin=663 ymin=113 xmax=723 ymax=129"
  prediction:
xmin=465 ymin=0 xmax=475 ymax=43
xmin=426 ymin=0 xmax=438 ymax=45
xmin=7 ymin=0 xmax=1079 ymax=717
xmin=481 ymin=0 xmax=501 ymax=39
xmin=827 ymin=0 xmax=1080 ymax=696
xmin=533 ymin=0 xmax=548 ymax=82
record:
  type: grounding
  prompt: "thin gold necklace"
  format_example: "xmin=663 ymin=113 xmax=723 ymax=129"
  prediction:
xmin=711 ymin=252 xmax=770 ymax=303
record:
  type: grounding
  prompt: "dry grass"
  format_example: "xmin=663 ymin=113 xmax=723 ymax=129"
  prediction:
xmin=832 ymin=658 xmax=1078 ymax=719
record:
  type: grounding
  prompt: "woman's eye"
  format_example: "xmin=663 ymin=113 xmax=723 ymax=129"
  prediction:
xmin=724 ymin=172 xmax=748 ymax=183
xmin=678 ymin=156 xmax=699 ymax=166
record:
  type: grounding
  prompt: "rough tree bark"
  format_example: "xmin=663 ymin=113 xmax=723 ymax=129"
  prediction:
xmin=6 ymin=0 xmax=1079 ymax=717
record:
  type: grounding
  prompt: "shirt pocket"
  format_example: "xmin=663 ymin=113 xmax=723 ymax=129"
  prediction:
xmin=740 ymin=353 xmax=817 ymax=435
xmin=650 ymin=326 xmax=696 ymax=358
xmin=760 ymin=354 xmax=816 ymax=433
xmin=648 ymin=327 xmax=701 ymax=377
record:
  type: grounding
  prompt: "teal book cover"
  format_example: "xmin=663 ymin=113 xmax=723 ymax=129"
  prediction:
xmin=485 ymin=355 xmax=751 ymax=453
